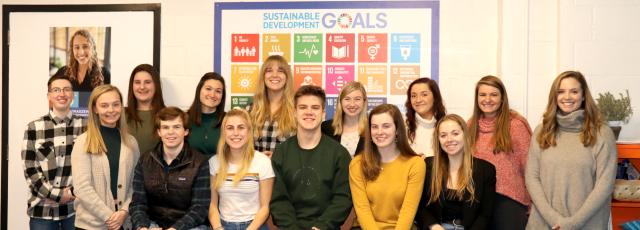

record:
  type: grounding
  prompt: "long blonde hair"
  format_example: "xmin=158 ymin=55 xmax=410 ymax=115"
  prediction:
xmin=84 ymin=84 xmax=131 ymax=154
xmin=428 ymin=114 xmax=476 ymax=204
xmin=331 ymin=81 xmax=368 ymax=136
xmin=250 ymin=55 xmax=296 ymax=138
xmin=537 ymin=71 xmax=603 ymax=149
xmin=214 ymin=108 xmax=256 ymax=189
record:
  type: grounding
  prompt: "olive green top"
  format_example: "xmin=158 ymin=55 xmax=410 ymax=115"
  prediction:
xmin=127 ymin=110 xmax=159 ymax=156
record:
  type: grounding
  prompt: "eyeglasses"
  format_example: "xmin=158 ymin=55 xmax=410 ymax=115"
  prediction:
xmin=49 ymin=87 xmax=73 ymax=94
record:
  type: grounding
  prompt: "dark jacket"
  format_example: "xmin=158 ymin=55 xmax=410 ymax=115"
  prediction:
xmin=129 ymin=143 xmax=211 ymax=230
xmin=321 ymin=120 xmax=364 ymax=156
xmin=417 ymin=157 xmax=496 ymax=230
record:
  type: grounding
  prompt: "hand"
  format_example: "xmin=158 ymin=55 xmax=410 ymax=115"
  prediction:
xmin=552 ymin=224 xmax=560 ymax=230
xmin=59 ymin=187 xmax=75 ymax=204
xmin=418 ymin=152 xmax=426 ymax=159
xmin=430 ymin=224 xmax=445 ymax=230
xmin=264 ymin=151 xmax=273 ymax=158
xmin=311 ymin=227 xmax=320 ymax=230
xmin=105 ymin=210 xmax=127 ymax=230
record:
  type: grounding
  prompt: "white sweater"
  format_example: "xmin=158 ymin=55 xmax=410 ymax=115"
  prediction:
xmin=409 ymin=113 xmax=436 ymax=157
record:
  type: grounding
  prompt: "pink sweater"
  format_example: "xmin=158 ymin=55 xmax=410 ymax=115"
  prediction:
xmin=472 ymin=113 xmax=532 ymax=206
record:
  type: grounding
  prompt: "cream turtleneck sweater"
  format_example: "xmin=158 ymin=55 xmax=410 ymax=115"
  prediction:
xmin=409 ymin=113 xmax=436 ymax=157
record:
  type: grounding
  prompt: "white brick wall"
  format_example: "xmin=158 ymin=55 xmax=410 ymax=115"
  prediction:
xmin=558 ymin=0 xmax=640 ymax=142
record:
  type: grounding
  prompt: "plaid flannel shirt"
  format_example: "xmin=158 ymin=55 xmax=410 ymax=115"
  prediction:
xmin=21 ymin=111 xmax=86 ymax=220
xmin=254 ymin=120 xmax=291 ymax=152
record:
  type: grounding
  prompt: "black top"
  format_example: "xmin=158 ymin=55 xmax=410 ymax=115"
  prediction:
xmin=442 ymin=189 xmax=464 ymax=222
xmin=416 ymin=157 xmax=496 ymax=230
xmin=55 ymin=66 xmax=111 ymax=92
xmin=320 ymin=119 xmax=365 ymax=156
xmin=100 ymin=125 xmax=121 ymax=198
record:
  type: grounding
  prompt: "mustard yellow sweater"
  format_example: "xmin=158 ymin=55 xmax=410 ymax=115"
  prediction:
xmin=349 ymin=154 xmax=426 ymax=229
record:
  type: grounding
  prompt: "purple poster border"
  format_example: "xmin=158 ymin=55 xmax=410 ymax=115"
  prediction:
xmin=214 ymin=0 xmax=440 ymax=81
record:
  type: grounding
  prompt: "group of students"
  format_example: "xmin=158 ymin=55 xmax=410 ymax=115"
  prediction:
xmin=22 ymin=53 xmax=617 ymax=230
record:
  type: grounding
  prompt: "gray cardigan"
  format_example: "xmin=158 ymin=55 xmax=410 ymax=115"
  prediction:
xmin=71 ymin=132 xmax=140 ymax=230
xmin=525 ymin=110 xmax=617 ymax=230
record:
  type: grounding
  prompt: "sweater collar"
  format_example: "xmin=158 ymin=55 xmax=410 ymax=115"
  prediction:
xmin=415 ymin=112 xmax=436 ymax=128
xmin=478 ymin=116 xmax=497 ymax=133
xmin=557 ymin=109 xmax=585 ymax=133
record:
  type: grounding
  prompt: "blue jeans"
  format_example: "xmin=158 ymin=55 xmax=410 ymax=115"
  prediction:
xmin=221 ymin=219 xmax=268 ymax=230
xmin=30 ymin=216 xmax=75 ymax=230
xmin=149 ymin=220 xmax=210 ymax=230
xmin=441 ymin=222 xmax=465 ymax=230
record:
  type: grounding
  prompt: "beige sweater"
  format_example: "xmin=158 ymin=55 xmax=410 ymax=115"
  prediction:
xmin=525 ymin=110 xmax=617 ymax=230
xmin=71 ymin=133 xmax=140 ymax=230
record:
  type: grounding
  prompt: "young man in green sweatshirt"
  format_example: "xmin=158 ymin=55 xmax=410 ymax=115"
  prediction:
xmin=270 ymin=85 xmax=352 ymax=230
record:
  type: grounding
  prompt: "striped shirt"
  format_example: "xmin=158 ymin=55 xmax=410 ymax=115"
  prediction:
xmin=210 ymin=152 xmax=274 ymax=222
xmin=21 ymin=111 xmax=86 ymax=220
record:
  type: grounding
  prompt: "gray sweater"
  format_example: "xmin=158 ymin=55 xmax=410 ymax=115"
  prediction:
xmin=525 ymin=110 xmax=617 ymax=230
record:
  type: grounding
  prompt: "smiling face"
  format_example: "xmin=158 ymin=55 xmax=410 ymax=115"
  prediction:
xmin=224 ymin=115 xmax=250 ymax=151
xmin=72 ymin=35 xmax=93 ymax=66
xmin=200 ymin=79 xmax=224 ymax=113
xmin=438 ymin=119 xmax=465 ymax=156
xmin=94 ymin=91 xmax=122 ymax=128
xmin=157 ymin=117 xmax=189 ymax=149
xmin=264 ymin=62 xmax=287 ymax=92
xmin=132 ymin=71 xmax=156 ymax=105
xmin=556 ymin=77 xmax=584 ymax=114
xmin=48 ymin=79 xmax=74 ymax=113
xmin=295 ymin=95 xmax=324 ymax=132
xmin=410 ymin=83 xmax=434 ymax=118
xmin=341 ymin=90 xmax=365 ymax=118
xmin=477 ymin=84 xmax=502 ymax=118
xmin=370 ymin=112 xmax=397 ymax=149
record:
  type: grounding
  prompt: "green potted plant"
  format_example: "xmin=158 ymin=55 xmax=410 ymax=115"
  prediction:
xmin=596 ymin=89 xmax=633 ymax=140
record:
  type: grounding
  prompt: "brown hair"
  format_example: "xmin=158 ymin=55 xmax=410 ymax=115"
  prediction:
xmin=65 ymin=29 xmax=104 ymax=88
xmin=126 ymin=64 xmax=166 ymax=127
xmin=294 ymin=85 xmax=326 ymax=108
xmin=468 ymin=75 xmax=515 ymax=153
xmin=154 ymin=107 xmax=190 ymax=131
xmin=536 ymin=71 xmax=603 ymax=149
xmin=361 ymin=104 xmax=417 ymax=181
xmin=187 ymin=72 xmax=226 ymax=128
xmin=405 ymin=77 xmax=446 ymax=143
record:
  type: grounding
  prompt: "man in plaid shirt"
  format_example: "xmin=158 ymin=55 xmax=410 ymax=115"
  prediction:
xmin=21 ymin=74 xmax=86 ymax=229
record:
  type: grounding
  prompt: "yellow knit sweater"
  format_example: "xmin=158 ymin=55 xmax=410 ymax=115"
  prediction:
xmin=349 ymin=154 xmax=426 ymax=229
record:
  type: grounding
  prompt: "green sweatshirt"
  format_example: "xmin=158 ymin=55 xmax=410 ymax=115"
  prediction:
xmin=187 ymin=112 xmax=221 ymax=159
xmin=270 ymin=134 xmax=352 ymax=230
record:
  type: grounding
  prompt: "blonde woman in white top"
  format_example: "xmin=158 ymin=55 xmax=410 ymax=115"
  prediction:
xmin=209 ymin=108 xmax=275 ymax=230
xmin=321 ymin=81 xmax=368 ymax=157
